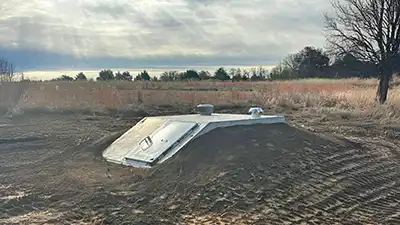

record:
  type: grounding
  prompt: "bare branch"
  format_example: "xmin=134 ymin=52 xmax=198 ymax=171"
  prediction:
xmin=324 ymin=0 xmax=400 ymax=66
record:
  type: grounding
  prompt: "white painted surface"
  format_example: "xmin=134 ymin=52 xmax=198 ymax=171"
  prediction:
xmin=103 ymin=113 xmax=285 ymax=167
xmin=248 ymin=107 xmax=264 ymax=117
xmin=124 ymin=121 xmax=198 ymax=164
xmin=154 ymin=113 xmax=284 ymax=123
xmin=102 ymin=117 xmax=167 ymax=163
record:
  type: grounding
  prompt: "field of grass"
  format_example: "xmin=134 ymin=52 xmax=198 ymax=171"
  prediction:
xmin=0 ymin=77 xmax=399 ymax=123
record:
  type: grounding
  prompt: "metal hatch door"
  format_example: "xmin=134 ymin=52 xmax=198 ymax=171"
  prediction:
xmin=124 ymin=121 xmax=198 ymax=165
xmin=102 ymin=118 xmax=167 ymax=163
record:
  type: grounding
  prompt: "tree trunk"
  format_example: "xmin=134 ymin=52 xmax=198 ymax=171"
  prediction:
xmin=376 ymin=70 xmax=391 ymax=104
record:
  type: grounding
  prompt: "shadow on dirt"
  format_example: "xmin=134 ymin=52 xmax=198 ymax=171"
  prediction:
xmin=0 ymin=136 xmax=43 ymax=144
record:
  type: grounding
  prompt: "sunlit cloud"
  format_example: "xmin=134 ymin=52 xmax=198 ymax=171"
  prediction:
xmin=0 ymin=0 xmax=332 ymax=69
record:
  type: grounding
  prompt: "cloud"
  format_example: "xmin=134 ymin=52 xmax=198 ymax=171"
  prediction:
xmin=0 ymin=0 xmax=333 ymax=69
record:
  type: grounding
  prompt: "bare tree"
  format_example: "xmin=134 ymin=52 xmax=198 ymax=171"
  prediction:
xmin=0 ymin=58 xmax=15 ymax=82
xmin=324 ymin=0 xmax=400 ymax=104
xmin=282 ymin=54 xmax=299 ymax=72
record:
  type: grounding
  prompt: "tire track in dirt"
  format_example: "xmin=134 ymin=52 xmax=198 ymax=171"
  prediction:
xmin=265 ymin=139 xmax=400 ymax=224
xmin=0 ymin=137 xmax=42 ymax=144
xmin=0 ymin=141 xmax=54 ymax=168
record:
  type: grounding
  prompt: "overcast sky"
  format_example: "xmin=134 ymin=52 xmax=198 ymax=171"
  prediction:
xmin=0 ymin=0 xmax=332 ymax=73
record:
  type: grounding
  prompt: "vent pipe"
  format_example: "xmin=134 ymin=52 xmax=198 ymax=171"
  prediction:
xmin=196 ymin=104 xmax=214 ymax=115
xmin=248 ymin=107 xmax=264 ymax=118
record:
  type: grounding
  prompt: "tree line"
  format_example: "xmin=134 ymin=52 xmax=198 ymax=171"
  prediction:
xmin=50 ymin=44 xmax=400 ymax=83
xmin=51 ymin=66 xmax=270 ymax=82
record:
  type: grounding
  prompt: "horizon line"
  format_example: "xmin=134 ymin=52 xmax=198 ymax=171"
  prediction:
xmin=22 ymin=65 xmax=276 ymax=80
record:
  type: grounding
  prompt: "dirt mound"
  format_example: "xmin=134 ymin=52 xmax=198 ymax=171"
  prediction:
xmin=95 ymin=123 xmax=400 ymax=224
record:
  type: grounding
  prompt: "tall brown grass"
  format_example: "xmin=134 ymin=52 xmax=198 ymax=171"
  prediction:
xmin=0 ymin=77 xmax=399 ymax=122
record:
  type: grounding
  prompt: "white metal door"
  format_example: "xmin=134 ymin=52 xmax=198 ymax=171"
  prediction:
xmin=124 ymin=121 xmax=198 ymax=164
xmin=102 ymin=118 xmax=166 ymax=162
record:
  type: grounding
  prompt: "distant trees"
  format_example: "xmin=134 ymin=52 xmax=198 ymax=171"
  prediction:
xmin=115 ymin=71 xmax=132 ymax=81
xmin=214 ymin=67 xmax=230 ymax=81
xmin=323 ymin=0 xmax=400 ymax=103
xmin=199 ymin=70 xmax=212 ymax=80
xmin=250 ymin=67 xmax=268 ymax=81
xmin=43 ymin=66 xmax=283 ymax=83
xmin=157 ymin=67 xmax=269 ymax=82
xmin=134 ymin=70 xmax=151 ymax=81
xmin=0 ymin=58 xmax=15 ymax=82
xmin=271 ymin=46 xmax=335 ymax=80
xmin=52 ymin=72 xmax=87 ymax=81
xmin=230 ymin=68 xmax=243 ymax=81
xmin=269 ymin=45 xmax=393 ymax=80
xmin=182 ymin=70 xmax=200 ymax=80
xmin=284 ymin=46 xmax=330 ymax=78
xmin=159 ymin=71 xmax=181 ymax=81
xmin=270 ymin=63 xmax=297 ymax=80
xmin=75 ymin=72 xmax=87 ymax=80
xmin=93 ymin=69 xmax=135 ymax=81
xmin=97 ymin=69 xmax=114 ymax=81
xmin=45 ymin=52 xmax=395 ymax=83
xmin=52 ymin=75 xmax=74 ymax=81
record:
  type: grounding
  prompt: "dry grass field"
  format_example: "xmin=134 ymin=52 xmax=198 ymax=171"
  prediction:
xmin=0 ymin=77 xmax=400 ymax=224
xmin=1 ymin=77 xmax=399 ymax=120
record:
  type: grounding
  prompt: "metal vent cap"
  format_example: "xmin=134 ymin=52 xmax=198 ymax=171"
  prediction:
xmin=248 ymin=107 xmax=264 ymax=117
xmin=197 ymin=104 xmax=214 ymax=115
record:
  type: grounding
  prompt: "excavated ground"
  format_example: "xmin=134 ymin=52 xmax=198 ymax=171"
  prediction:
xmin=0 ymin=109 xmax=399 ymax=225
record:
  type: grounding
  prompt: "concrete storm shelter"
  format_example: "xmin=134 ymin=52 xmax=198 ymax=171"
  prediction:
xmin=103 ymin=104 xmax=286 ymax=168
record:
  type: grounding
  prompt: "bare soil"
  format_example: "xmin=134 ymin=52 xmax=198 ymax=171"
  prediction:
xmin=0 ymin=108 xmax=399 ymax=225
